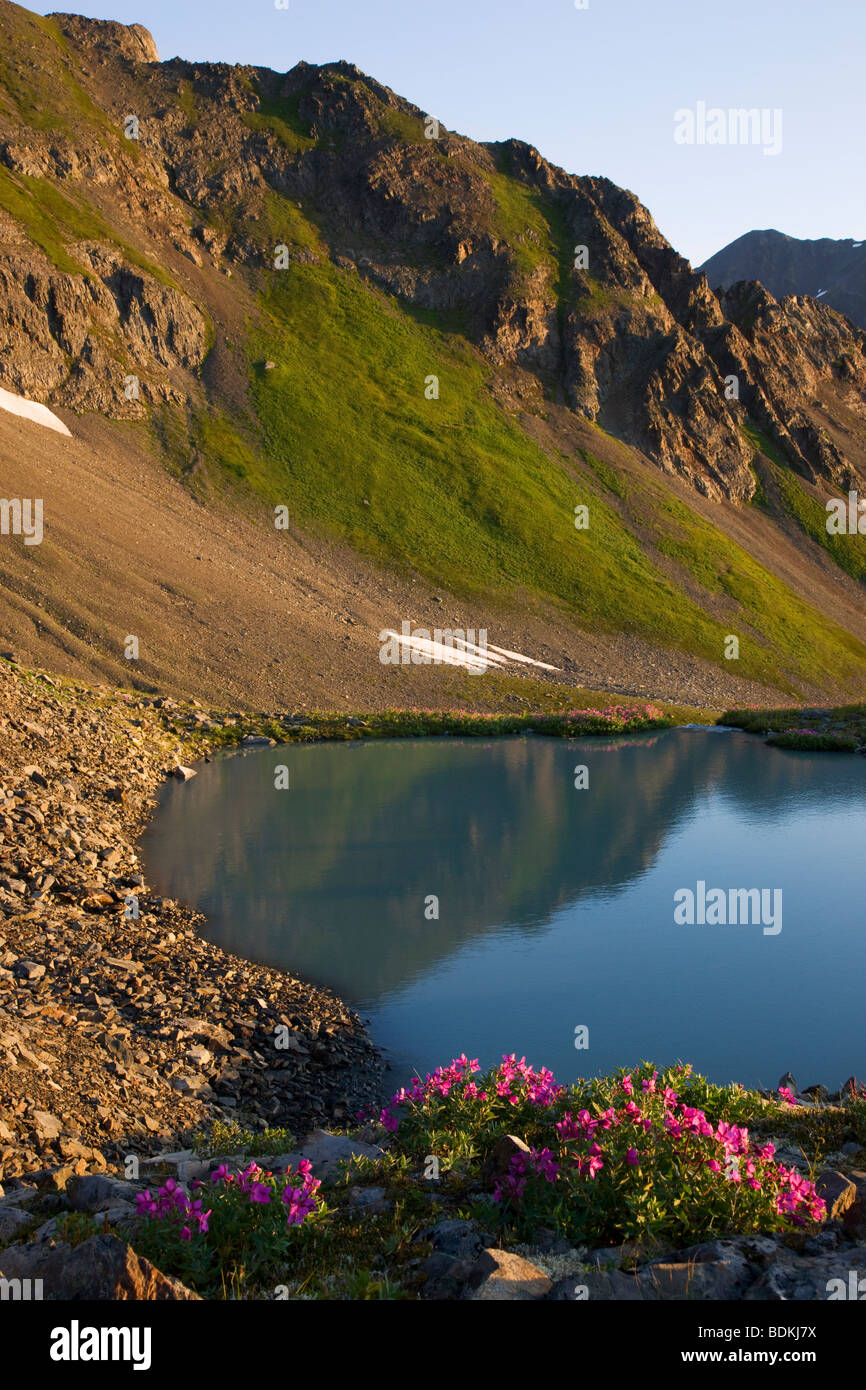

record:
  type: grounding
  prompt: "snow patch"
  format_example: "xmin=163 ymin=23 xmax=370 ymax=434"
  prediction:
xmin=485 ymin=643 xmax=561 ymax=672
xmin=380 ymin=629 xmax=561 ymax=675
xmin=0 ymin=387 xmax=71 ymax=437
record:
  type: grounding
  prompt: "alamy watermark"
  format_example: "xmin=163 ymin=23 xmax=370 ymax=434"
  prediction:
xmin=674 ymin=102 xmax=783 ymax=157
xmin=826 ymin=1270 xmax=866 ymax=1300
xmin=826 ymin=491 xmax=866 ymax=535
xmin=0 ymin=497 xmax=43 ymax=545
xmin=50 ymin=1322 xmax=151 ymax=1370
xmin=0 ymin=1277 xmax=43 ymax=1300
xmin=674 ymin=880 xmax=782 ymax=935
xmin=379 ymin=622 xmax=489 ymax=674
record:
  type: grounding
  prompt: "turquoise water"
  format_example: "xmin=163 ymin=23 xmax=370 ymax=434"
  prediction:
xmin=141 ymin=729 xmax=866 ymax=1091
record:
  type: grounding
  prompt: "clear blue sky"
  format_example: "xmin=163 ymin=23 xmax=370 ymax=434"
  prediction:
xmin=30 ymin=0 xmax=866 ymax=265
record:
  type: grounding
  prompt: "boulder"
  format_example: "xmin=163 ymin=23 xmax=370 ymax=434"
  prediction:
xmin=635 ymin=1257 xmax=752 ymax=1300
xmin=468 ymin=1249 xmax=552 ymax=1301
xmin=427 ymin=1218 xmax=486 ymax=1261
xmin=842 ymin=1199 xmax=866 ymax=1240
xmin=421 ymin=1251 xmax=479 ymax=1300
xmin=815 ymin=1170 xmax=858 ymax=1220
xmin=481 ymin=1134 xmax=531 ymax=1183
xmin=66 ymin=1174 xmax=140 ymax=1214
xmin=551 ymin=1268 xmax=652 ymax=1300
xmin=0 ymin=1234 xmax=199 ymax=1299
xmin=347 ymin=1185 xmax=390 ymax=1214
xmin=13 ymin=960 xmax=45 ymax=981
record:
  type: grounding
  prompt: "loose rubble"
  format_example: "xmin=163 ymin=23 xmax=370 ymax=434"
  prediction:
xmin=0 ymin=659 xmax=383 ymax=1192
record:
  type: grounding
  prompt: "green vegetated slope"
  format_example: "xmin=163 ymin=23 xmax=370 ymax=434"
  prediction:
xmin=243 ymin=251 xmax=865 ymax=693
xmin=743 ymin=422 xmax=866 ymax=583
xmin=774 ymin=465 xmax=866 ymax=583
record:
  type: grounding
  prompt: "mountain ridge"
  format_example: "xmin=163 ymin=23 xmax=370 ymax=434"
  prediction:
xmin=0 ymin=1 xmax=865 ymax=705
xmin=700 ymin=228 xmax=866 ymax=331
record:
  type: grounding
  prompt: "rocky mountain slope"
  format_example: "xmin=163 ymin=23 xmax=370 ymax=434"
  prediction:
xmin=0 ymin=2 xmax=865 ymax=703
xmin=701 ymin=230 xmax=866 ymax=331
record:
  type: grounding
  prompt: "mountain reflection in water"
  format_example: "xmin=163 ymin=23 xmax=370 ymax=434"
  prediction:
xmin=141 ymin=730 xmax=866 ymax=1089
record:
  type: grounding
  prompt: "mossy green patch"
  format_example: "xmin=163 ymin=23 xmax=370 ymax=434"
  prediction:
xmin=581 ymin=449 xmax=627 ymax=499
xmin=0 ymin=9 xmax=113 ymax=136
xmin=646 ymin=491 xmax=866 ymax=690
xmin=484 ymin=167 xmax=562 ymax=278
xmin=772 ymin=464 xmax=866 ymax=583
xmin=376 ymin=103 xmax=428 ymax=144
xmin=248 ymin=261 xmax=726 ymax=643
xmin=242 ymin=90 xmax=317 ymax=154
xmin=177 ymin=78 xmax=199 ymax=131
xmin=744 ymin=422 xmax=866 ymax=582
xmin=0 ymin=166 xmax=177 ymax=287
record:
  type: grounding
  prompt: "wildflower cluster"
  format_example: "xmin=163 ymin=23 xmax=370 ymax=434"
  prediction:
xmin=384 ymin=1057 xmax=827 ymax=1247
xmin=131 ymin=1160 xmax=323 ymax=1297
xmin=379 ymin=1053 xmax=562 ymax=1136
xmin=135 ymin=1176 xmax=212 ymax=1240
xmin=136 ymin=1160 xmax=321 ymax=1238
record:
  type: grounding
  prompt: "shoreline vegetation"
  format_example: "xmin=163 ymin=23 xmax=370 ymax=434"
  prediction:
xmin=1 ymin=655 xmax=864 ymax=1300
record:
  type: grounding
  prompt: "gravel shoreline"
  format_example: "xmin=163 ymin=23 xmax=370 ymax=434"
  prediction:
xmin=0 ymin=659 xmax=384 ymax=1186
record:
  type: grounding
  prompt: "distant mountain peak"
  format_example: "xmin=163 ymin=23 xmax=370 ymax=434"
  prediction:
xmin=700 ymin=229 xmax=866 ymax=329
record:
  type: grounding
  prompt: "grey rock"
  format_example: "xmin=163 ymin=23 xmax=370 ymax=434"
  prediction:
xmin=13 ymin=960 xmax=46 ymax=981
xmin=428 ymin=1219 xmax=486 ymax=1261
xmin=727 ymin=1233 xmax=781 ymax=1262
xmin=744 ymin=1245 xmax=866 ymax=1301
xmin=801 ymin=1084 xmax=829 ymax=1104
xmin=548 ymin=1276 xmax=594 ymax=1301
xmin=347 ymin=1185 xmax=390 ymax=1214
xmin=284 ymin=1129 xmax=384 ymax=1181
xmin=421 ymin=1251 xmax=477 ymax=1299
xmin=0 ymin=1205 xmax=34 ymax=1242
xmin=569 ymin=1268 xmax=656 ymax=1301
xmin=636 ymin=1257 xmax=753 ymax=1300
xmin=66 ymin=1174 xmax=140 ymax=1213
xmin=0 ymin=1233 xmax=200 ymax=1299
xmin=803 ymin=1229 xmax=840 ymax=1255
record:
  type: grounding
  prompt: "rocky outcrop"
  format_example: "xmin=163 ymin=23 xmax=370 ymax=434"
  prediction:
xmin=48 ymin=13 xmax=159 ymax=65
xmin=0 ymin=241 xmax=209 ymax=414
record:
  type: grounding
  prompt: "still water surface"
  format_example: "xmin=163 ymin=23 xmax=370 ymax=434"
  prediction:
xmin=141 ymin=730 xmax=866 ymax=1089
